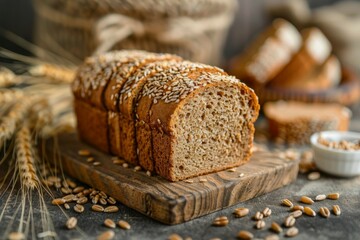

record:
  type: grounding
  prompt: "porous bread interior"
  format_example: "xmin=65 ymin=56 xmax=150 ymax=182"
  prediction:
xmin=171 ymin=83 xmax=256 ymax=179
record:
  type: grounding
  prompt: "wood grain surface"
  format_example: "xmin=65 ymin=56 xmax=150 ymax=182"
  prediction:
xmin=46 ymin=133 xmax=298 ymax=225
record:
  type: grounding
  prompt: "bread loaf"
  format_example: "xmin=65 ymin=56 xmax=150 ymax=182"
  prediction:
xmin=72 ymin=50 xmax=260 ymax=181
xmin=269 ymin=28 xmax=332 ymax=88
xmin=264 ymin=101 xmax=351 ymax=144
xmin=228 ymin=19 xmax=301 ymax=85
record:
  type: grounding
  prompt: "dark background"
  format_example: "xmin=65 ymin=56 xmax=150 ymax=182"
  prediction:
xmin=0 ymin=0 xmax=343 ymax=61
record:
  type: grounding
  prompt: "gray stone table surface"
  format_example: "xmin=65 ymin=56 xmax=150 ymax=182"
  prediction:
xmin=1 ymin=104 xmax=360 ymax=240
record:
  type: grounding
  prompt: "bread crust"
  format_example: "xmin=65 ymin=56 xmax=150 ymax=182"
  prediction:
xmin=74 ymin=99 xmax=109 ymax=152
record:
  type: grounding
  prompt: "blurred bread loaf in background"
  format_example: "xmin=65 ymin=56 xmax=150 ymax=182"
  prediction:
xmin=267 ymin=0 xmax=360 ymax=75
xmin=228 ymin=17 xmax=360 ymax=106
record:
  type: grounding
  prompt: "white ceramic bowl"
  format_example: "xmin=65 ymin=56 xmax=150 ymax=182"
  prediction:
xmin=310 ymin=131 xmax=360 ymax=177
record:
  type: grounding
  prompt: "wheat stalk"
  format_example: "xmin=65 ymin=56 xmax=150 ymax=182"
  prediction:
xmin=15 ymin=122 xmax=40 ymax=189
xmin=0 ymin=39 xmax=80 ymax=239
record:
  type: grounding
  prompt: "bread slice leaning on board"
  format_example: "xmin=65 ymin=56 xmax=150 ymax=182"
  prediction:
xmin=72 ymin=50 xmax=260 ymax=181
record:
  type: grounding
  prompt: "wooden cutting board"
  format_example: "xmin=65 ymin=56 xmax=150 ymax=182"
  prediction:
xmin=46 ymin=133 xmax=298 ymax=225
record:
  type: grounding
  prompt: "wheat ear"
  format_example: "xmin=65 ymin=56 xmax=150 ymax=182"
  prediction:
xmin=15 ymin=122 xmax=39 ymax=189
xmin=0 ymin=97 xmax=34 ymax=140
xmin=28 ymin=98 xmax=53 ymax=132
xmin=28 ymin=63 xmax=76 ymax=84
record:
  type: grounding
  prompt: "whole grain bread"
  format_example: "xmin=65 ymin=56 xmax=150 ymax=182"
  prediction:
xmin=264 ymin=101 xmax=351 ymax=144
xmin=73 ymin=50 xmax=260 ymax=181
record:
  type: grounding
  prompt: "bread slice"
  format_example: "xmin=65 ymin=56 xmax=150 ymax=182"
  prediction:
xmin=228 ymin=19 xmax=301 ymax=85
xmin=264 ymin=101 xmax=351 ymax=144
xmin=135 ymin=61 xmax=226 ymax=172
xmin=74 ymin=100 xmax=109 ymax=152
xmin=148 ymin=73 xmax=260 ymax=181
xmin=118 ymin=60 xmax=183 ymax=165
xmin=103 ymin=53 xmax=181 ymax=159
xmin=72 ymin=51 xmax=149 ymax=153
xmin=268 ymin=55 xmax=341 ymax=91
xmin=269 ymin=28 xmax=332 ymax=87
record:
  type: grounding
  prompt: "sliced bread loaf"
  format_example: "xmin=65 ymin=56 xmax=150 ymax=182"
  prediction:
xmin=264 ymin=101 xmax=351 ymax=144
xmin=73 ymin=50 xmax=260 ymax=181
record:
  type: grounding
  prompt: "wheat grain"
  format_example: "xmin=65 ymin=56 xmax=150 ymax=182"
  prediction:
xmin=66 ymin=217 xmax=77 ymax=229
xmin=327 ymin=193 xmax=340 ymax=200
xmin=118 ymin=220 xmax=131 ymax=230
xmin=319 ymin=207 xmax=330 ymax=218
xmin=286 ymin=227 xmax=299 ymax=237
xmin=333 ymin=205 xmax=341 ymax=216
xmin=270 ymin=222 xmax=283 ymax=233
xmin=104 ymin=219 xmax=116 ymax=228
xmin=104 ymin=206 xmax=119 ymax=213
xmin=15 ymin=123 xmax=40 ymax=189
xmin=7 ymin=232 xmax=25 ymax=240
xmin=212 ymin=216 xmax=229 ymax=226
xmin=237 ymin=230 xmax=253 ymax=240
xmin=97 ymin=230 xmax=115 ymax=240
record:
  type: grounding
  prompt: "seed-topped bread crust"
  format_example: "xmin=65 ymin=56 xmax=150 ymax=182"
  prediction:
xmin=73 ymin=50 xmax=260 ymax=181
